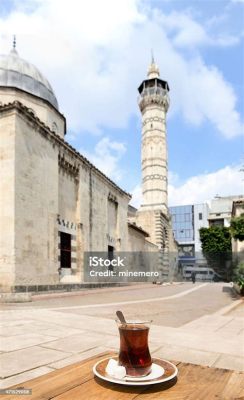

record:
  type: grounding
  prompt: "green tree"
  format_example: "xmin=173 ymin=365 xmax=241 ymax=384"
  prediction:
xmin=199 ymin=226 xmax=232 ymax=280
xmin=230 ymin=214 xmax=244 ymax=241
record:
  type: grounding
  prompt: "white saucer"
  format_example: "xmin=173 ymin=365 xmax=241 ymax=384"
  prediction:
xmin=93 ymin=356 xmax=178 ymax=386
xmin=121 ymin=363 xmax=164 ymax=381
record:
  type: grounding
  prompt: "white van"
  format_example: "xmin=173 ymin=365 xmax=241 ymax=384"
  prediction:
xmin=182 ymin=266 xmax=217 ymax=281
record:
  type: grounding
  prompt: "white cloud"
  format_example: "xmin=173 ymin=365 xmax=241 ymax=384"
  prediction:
xmin=130 ymin=165 xmax=243 ymax=208
xmin=0 ymin=0 xmax=243 ymax=138
xmin=130 ymin=184 xmax=142 ymax=208
xmin=158 ymin=11 xmax=240 ymax=48
xmin=80 ymin=137 xmax=126 ymax=182
xmin=168 ymin=165 xmax=244 ymax=206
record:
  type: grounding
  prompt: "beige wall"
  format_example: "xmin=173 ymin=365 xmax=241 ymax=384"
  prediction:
xmin=15 ymin=112 xmax=59 ymax=285
xmin=0 ymin=111 xmax=16 ymax=289
xmin=0 ymin=88 xmax=65 ymax=138
xmin=1 ymin=97 xmax=170 ymax=290
xmin=128 ymin=226 xmax=157 ymax=252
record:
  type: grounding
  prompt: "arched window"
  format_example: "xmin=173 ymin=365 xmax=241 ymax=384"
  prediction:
xmin=52 ymin=122 xmax=58 ymax=134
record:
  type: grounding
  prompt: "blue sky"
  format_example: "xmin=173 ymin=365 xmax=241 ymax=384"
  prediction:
xmin=0 ymin=0 xmax=243 ymax=206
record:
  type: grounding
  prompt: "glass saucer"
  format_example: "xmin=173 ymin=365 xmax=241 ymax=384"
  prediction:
xmin=93 ymin=356 xmax=178 ymax=386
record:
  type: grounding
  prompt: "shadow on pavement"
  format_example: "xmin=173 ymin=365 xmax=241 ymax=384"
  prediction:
xmin=222 ymin=285 xmax=240 ymax=300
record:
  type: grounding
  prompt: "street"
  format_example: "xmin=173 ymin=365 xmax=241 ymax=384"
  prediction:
xmin=0 ymin=282 xmax=243 ymax=389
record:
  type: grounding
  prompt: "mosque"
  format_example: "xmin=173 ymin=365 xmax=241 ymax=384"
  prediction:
xmin=0 ymin=40 xmax=177 ymax=294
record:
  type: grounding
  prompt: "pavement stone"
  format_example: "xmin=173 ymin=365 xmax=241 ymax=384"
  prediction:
xmin=40 ymin=332 xmax=107 ymax=353
xmin=213 ymin=354 xmax=244 ymax=372
xmin=153 ymin=345 xmax=220 ymax=367
xmin=222 ymin=300 xmax=244 ymax=317
xmin=48 ymin=346 xmax=109 ymax=369
xmin=0 ymin=366 xmax=55 ymax=389
xmin=0 ymin=346 xmax=71 ymax=378
xmin=181 ymin=315 xmax=234 ymax=332
xmin=18 ymin=310 xmax=118 ymax=336
xmin=0 ymin=333 xmax=57 ymax=352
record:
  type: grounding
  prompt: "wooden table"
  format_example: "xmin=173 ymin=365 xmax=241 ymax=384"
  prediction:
xmin=1 ymin=351 xmax=244 ymax=400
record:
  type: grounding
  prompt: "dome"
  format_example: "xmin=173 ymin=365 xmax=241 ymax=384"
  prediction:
xmin=0 ymin=48 xmax=58 ymax=109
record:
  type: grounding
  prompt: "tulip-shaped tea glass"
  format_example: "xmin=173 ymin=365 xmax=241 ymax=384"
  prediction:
xmin=116 ymin=319 xmax=152 ymax=377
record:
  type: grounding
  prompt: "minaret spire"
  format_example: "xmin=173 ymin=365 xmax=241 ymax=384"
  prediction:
xmin=147 ymin=51 xmax=160 ymax=78
xmin=10 ymin=34 xmax=18 ymax=56
xmin=13 ymin=35 xmax=16 ymax=49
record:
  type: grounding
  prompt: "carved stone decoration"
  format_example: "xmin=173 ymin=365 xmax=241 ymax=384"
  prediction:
xmin=142 ymin=116 xmax=165 ymax=126
xmin=58 ymin=152 xmax=79 ymax=179
xmin=139 ymin=94 xmax=170 ymax=113
xmin=108 ymin=192 xmax=118 ymax=204
xmin=143 ymin=174 xmax=167 ymax=182
xmin=142 ymin=136 xmax=165 ymax=146
xmin=56 ymin=215 xmax=82 ymax=231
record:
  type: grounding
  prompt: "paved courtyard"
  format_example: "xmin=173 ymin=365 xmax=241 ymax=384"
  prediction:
xmin=0 ymin=282 xmax=243 ymax=389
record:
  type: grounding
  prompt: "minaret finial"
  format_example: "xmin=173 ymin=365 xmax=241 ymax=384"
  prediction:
xmin=13 ymin=35 xmax=16 ymax=49
xmin=147 ymin=50 xmax=160 ymax=78
xmin=10 ymin=34 xmax=18 ymax=56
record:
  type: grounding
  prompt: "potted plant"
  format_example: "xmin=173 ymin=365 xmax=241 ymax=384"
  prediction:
xmin=233 ymin=261 xmax=244 ymax=296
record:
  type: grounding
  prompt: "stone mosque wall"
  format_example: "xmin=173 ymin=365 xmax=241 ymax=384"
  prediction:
xmin=0 ymin=50 xmax=177 ymax=294
xmin=0 ymin=112 xmax=15 ymax=289
xmin=15 ymin=109 xmax=59 ymax=286
xmin=0 ymin=102 xmax=135 ymax=290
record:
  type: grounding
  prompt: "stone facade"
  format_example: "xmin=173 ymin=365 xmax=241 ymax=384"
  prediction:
xmin=0 ymin=50 xmax=177 ymax=293
xmin=0 ymin=87 xmax=65 ymax=137
xmin=0 ymin=98 xmax=153 ymax=292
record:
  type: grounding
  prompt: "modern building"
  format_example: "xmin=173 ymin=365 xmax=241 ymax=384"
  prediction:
xmin=231 ymin=199 xmax=244 ymax=257
xmin=169 ymin=203 xmax=209 ymax=268
xmin=170 ymin=196 xmax=244 ymax=269
xmin=0 ymin=43 xmax=175 ymax=294
xmin=208 ymin=195 xmax=244 ymax=227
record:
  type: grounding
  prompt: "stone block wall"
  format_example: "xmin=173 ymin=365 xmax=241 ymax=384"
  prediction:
xmin=14 ymin=112 xmax=59 ymax=285
xmin=0 ymin=111 xmax=16 ymax=290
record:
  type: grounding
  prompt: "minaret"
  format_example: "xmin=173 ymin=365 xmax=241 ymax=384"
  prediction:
xmin=136 ymin=57 xmax=173 ymax=276
xmin=138 ymin=56 xmax=170 ymax=213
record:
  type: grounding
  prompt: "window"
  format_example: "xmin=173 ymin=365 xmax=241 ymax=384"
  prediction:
xmin=60 ymin=232 xmax=71 ymax=268
xmin=199 ymin=213 xmax=203 ymax=220
xmin=108 ymin=246 xmax=114 ymax=271
xmin=209 ymin=219 xmax=224 ymax=227
xmin=185 ymin=230 xmax=191 ymax=238
xmin=184 ymin=213 xmax=191 ymax=222
xmin=52 ymin=122 xmax=58 ymax=134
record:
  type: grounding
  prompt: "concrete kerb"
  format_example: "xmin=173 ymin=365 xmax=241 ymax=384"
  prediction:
xmin=214 ymin=299 xmax=243 ymax=316
xmin=32 ymin=282 xmax=184 ymax=301
xmin=0 ymin=293 xmax=32 ymax=303
xmin=0 ymin=282 xmax=185 ymax=303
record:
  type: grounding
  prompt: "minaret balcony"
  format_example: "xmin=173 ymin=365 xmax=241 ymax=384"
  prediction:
xmin=139 ymin=86 xmax=167 ymax=98
xmin=138 ymin=89 xmax=170 ymax=112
